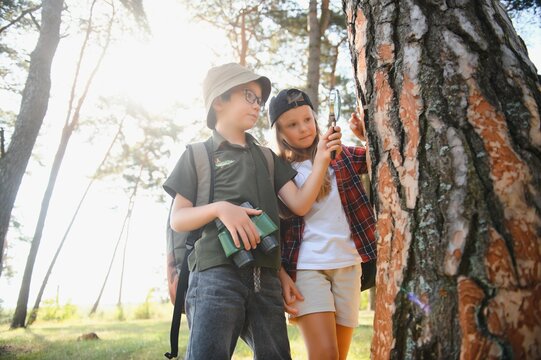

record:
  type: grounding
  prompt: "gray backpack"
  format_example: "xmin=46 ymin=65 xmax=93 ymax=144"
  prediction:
xmin=165 ymin=138 xmax=274 ymax=359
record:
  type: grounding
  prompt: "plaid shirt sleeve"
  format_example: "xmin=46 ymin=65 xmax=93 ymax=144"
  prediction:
xmin=280 ymin=216 xmax=304 ymax=282
xmin=331 ymin=145 xmax=377 ymax=262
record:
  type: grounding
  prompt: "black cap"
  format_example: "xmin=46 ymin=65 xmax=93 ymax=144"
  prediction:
xmin=268 ymin=88 xmax=314 ymax=127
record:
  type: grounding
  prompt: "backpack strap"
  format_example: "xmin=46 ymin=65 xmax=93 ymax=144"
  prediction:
xmin=166 ymin=140 xmax=213 ymax=359
xmin=191 ymin=141 xmax=213 ymax=207
xmin=256 ymin=145 xmax=275 ymax=190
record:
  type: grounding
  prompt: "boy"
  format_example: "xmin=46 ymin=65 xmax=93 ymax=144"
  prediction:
xmin=163 ymin=63 xmax=341 ymax=359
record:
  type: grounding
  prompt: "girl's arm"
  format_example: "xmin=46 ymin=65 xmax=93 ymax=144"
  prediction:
xmin=170 ymin=194 xmax=262 ymax=250
xmin=278 ymin=127 xmax=342 ymax=216
xmin=278 ymin=266 xmax=304 ymax=315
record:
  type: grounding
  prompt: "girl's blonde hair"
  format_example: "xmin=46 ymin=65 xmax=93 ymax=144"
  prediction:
xmin=274 ymin=110 xmax=331 ymax=204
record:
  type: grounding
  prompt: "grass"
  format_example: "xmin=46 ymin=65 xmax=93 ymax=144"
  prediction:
xmin=0 ymin=304 xmax=373 ymax=359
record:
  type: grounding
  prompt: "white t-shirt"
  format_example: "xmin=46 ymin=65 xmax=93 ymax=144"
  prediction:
xmin=292 ymin=160 xmax=362 ymax=270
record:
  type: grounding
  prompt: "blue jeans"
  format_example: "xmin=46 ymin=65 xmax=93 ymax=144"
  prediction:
xmin=184 ymin=265 xmax=291 ymax=360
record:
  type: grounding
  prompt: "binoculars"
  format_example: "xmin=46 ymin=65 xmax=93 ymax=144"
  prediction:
xmin=215 ymin=202 xmax=279 ymax=268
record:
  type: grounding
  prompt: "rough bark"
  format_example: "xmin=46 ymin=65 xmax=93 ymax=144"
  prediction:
xmin=343 ymin=0 xmax=541 ymax=358
xmin=0 ymin=0 xmax=63 ymax=279
xmin=10 ymin=0 xmax=114 ymax=329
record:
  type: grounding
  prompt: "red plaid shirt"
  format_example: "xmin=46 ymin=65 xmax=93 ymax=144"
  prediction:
xmin=280 ymin=145 xmax=377 ymax=281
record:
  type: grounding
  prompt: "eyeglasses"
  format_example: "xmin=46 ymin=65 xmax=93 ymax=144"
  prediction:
xmin=243 ymin=89 xmax=265 ymax=108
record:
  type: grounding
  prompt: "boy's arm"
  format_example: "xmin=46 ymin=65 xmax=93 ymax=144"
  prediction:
xmin=170 ymin=193 xmax=262 ymax=250
xmin=278 ymin=127 xmax=342 ymax=216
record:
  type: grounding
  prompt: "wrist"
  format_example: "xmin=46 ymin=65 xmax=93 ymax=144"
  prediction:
xmin=213 ymin=201 xmax=227 ymax=219
xmin=312 ymin=157 xmax=329 ymax=173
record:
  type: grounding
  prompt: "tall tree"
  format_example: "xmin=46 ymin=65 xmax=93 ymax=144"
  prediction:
xmin=0 ymin=0 xmax=63 ymax=279
xmin=343 ymin=0 xmax=540 ymax=358
xmin=306 ymin=0 xmax=330 ymax=112
xmin=185 ymin=0 xmax=278 ymax=68
xmin=89 ymin=164 xmax=142 ymax=316
xmin=88 ymin=102 xmax=181 ymax=315
xmin=26 ymin=115 xmax=125 ymax=325
xmin=10 ymin=0 xmax=116 ymax=329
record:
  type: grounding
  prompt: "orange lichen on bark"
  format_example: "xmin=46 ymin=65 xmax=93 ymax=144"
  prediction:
xmin=485 ymin=285 xmax=541 ymax=358
xmin=466 ymin=80 xmax=541 ymax=286
xmin=457 ymin=277 xmax=502 ymax=359
xmin=374 ymin=69 xmax=399 ymax=152
xmin=485 ymin=227 xmax=518 ymax=288
xmin=484 ymin=226 xmax=541 ymax=358
xmin=372 ymin=156 xmax=412 ymax=359
xmin=398 ymin=73 xmax=421 ymax=209
xmin=377 ymin=43 xmax=395 ymax=65
xmin=354 ymin=7 xmax=368 ymax=92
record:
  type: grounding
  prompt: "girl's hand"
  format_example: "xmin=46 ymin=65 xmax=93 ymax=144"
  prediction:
xmin=349 ymin=111 xmax=366 ymax=142
xmin=315 ymin=126 xmax=342 ymax=164
xmin=278 ymin=267 xmax=304 ymax=315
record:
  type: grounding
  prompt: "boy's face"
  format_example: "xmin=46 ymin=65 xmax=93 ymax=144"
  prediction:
xmin=276 ymin=105 xmax=317 ymax=149
xmin=213 ymin=81 xmax=263 ymax=132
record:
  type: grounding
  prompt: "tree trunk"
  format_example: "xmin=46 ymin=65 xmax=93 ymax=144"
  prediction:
xmin=10 ymin=0 xmax=114 ymax=329
xmin=239 ymin=9 xmax=247 ymax=67
xmin=0 ymin=0 xmax=63 ymax=279
xmin=344 ymin=0 xmax=541 ymax=358
xmin=307 ymin=0 xmax=322 ymax=112
xmin=117 ymin=202 xmax=133 ymax=307
xmin=89 ymin=165 xmax=142 ymax=316
xmin=26 ymin=119 xmax=124 ymax=325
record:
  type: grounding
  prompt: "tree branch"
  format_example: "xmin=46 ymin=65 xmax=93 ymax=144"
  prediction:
xmin=28 ymin=11 xmax=41 ymax=31
xmin=0 ymin=4 xmax=42 ymax=35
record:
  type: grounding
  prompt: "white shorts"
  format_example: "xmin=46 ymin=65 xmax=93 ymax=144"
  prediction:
xmin=290 ymin=264 xmax=362 ymax=328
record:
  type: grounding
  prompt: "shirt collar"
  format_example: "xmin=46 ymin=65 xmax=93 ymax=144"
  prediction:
xmin=211 ymin=129 xmax=258 ymax=151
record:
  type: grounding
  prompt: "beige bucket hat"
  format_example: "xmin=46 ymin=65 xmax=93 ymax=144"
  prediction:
xmin=203 ymin=63 xmax=271 ymax=129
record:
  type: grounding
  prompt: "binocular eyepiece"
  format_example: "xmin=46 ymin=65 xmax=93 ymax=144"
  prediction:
xmin=216 ymin=202 xmax=279 ymax=268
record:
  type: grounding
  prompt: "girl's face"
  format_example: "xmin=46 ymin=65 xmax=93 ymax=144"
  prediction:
xmin=276 ymin=105 xmax=317 ymax=149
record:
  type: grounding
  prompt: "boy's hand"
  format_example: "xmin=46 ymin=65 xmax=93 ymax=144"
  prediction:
xmin=216 ymin=202 xmax=262 ymax=250
xmin=315 ymin=126 xmax=342 ymax=163
xmin=278 ymin=267 xmax=304 ymax=315
xmin=349 ymin=111 xmax=366 ymax=142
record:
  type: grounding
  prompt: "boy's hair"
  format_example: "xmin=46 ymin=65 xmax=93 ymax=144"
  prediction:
xmin=274 ymin=110 xmax=331 ymax=202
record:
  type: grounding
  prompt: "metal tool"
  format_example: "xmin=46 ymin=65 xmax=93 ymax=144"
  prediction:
xmin=328 ymin=88 xmax=341 ymax=160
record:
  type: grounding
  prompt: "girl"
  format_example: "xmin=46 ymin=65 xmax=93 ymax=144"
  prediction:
xmin=268 ymin=88 xmax=377 ymax=360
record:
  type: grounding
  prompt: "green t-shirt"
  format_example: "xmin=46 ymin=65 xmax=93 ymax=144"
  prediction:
xmin=163 ymin=130 xmax=297 ymax=271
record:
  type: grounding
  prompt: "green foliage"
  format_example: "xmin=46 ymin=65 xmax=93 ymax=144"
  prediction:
xmin=133 ymin=288 xmax=155 ymax=320
xmin=115 ymin=305 xmax=126 ymax=321
xmin=90 ymin=97 xmax=183 ymax=198
xmin=39 ymin=298 xmax=79 ymax=322
xmin=0 ymin=299 xmax=14 ymax=325
xmin=359 ymin=290 xmax=369 ymax=310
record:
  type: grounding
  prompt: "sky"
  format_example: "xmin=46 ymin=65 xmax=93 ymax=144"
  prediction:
xmin=1 ymin=1 xmax=540 ymax=310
